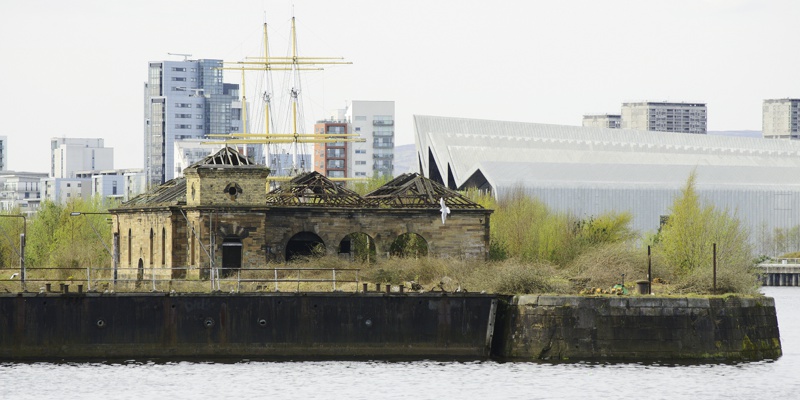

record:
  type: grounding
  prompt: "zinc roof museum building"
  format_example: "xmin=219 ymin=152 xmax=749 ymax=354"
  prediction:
xmin=414 ymin=115 xmax=800 ymax=254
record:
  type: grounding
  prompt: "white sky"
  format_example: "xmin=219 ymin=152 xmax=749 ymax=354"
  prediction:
xmin=2 ymin=0 xmax=798 ymax=173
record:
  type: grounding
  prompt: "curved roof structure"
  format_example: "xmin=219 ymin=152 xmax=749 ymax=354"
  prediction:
xmin=414 ymin=115 xmax=800 ymax=253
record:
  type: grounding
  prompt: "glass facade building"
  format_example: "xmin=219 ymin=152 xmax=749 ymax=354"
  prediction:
xmin=143 ymin=59 xmax=243 ymax=189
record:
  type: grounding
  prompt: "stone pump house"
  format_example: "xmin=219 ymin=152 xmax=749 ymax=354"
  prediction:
xmin=110 ymin=147 xmax=491 ymax=281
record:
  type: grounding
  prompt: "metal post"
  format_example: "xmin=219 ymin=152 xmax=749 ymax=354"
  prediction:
xmin=112 ymin=232 xmax=119 ymax=284
xmin=713 ymin=243 xmax=717 ymax=293
xmin=20 ymin=231 xmax=26 ymax=291
xmin=647 ymin=245 xmax=652 ymax=295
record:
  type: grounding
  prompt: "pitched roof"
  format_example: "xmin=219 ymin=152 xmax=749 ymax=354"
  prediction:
xmin=188 ymin=146 xmax=255 ymax=167
xmin=363 ymin=173 xmax=483 ymax=209
xmin=118 ymin=178 xmax=186 ymax=208
xmin=264 ymin=171 xmax=364 ymax=206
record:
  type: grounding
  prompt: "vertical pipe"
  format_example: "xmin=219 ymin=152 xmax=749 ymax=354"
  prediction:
xmin=712 ymin=243 xmax=717 ymax=293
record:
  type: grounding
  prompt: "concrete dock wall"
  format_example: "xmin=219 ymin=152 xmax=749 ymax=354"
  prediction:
xmin=0 ymin=292 xmax=497 ymax=360
xmin=494 ymin=295 xmax=782 ymax=361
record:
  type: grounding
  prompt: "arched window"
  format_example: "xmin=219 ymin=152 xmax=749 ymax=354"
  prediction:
xmin=149 ymin=228 xmax=154 ymax=266
xmin=161 ymin=227 xmax=166 ymax=266
xmin=127 ymin=229 xmax=132 ymax=266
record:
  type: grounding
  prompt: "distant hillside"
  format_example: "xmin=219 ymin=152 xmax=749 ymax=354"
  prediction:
xmin=393 ymin=144 xmax=418 ymax=176
xmin=707 ymin=130 xmax=762 ymax=138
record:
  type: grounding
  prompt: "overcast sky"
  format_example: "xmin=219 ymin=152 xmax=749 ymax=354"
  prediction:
xmin=2 ymin=0 xmax=798 ymax=173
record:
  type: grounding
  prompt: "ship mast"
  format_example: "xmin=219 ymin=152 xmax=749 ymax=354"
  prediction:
xmin=212 ymin=16 xmax=360 ymax=177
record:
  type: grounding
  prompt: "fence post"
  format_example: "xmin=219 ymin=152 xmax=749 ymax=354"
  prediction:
xmin=713 ymin=243 xmax=717 ymax=293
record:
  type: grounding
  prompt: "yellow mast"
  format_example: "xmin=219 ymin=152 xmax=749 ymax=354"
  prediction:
xmin=208 ymin=16 xmax=359 ymax=158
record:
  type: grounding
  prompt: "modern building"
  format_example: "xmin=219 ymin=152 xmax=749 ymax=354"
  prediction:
xmin=621 ymin=102 xmax=707 ymax=134
xmin=143 ymin=58 xmax=246 ymax=189
xmin=0 ymin=136 xmax=6 ymax=172
xmin=313 ymin=119 xmax=349 ymax=178
xmin=42 ymin=178 xmax=91 ymax=204
xmin=43 ymin=168 xmax=145 ymax=205
xmin=582 ymin=114 xmax=621 ymax=129
xmin=344 ymin=100 xmax=395 ymax=178
xmin=0 ymin=172 xmax=47 ymax=215
xmin=50 ymin=138 xmax=113 ymax=179
xmin=415 ymin=115 xmax=800 ymax=255
xmin=762 ymin=98 xmax=800 ymax=140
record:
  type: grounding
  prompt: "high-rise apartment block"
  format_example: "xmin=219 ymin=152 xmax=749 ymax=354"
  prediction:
xmin=313 ymin=120 xmax=349 ymax=178
xmin=621 ymin=102 xmax=707 ymax=134
xmin=143 ymin=59 xmax=245 ymax=188
xmin=0 ymin=136 xmax=6 ymax=171
xmin=313 ymin=101 xmax=395 ymax=178
xmin=347 ymin=101 xmax=395 ymax=177
xmin=582 ymin=114 xmax=621 ymax=129
xmin=762 ymin=99 xmax=800 ymax=140
xmin=50 ymin=138 xmax=113 ymax=178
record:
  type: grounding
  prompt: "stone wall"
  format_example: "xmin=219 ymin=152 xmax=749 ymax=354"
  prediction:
xmin=494 ymin=295 xmax=782 ymax=361
xmin=113 ymin=205 xmax=491 ymax=280
xmin=263 ymin=207 xmax=490 ymax=261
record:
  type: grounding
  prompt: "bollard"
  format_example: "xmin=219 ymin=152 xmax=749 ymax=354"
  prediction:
xmin=45 ymin=283 xmax=51 ymax=292
xmin=399 ymin=285 xmax=404 ymax=293
xmin=635 ymin=280 xmax=650 ymax=295
xmin=63 ymin=284 xmax=69 ymax=293
xmin=77 ymin=285 xmax=83 ymax=294
xmin=385 ymin=284 xmax=391 ymax=293
xmin=362 ymin=283 xmax=368 ymax=293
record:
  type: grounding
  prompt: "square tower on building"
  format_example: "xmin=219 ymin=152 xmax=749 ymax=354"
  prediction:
xmin=763 ymin=99 xmax=800 ymax=139
xmin=621 ymin=101 xmax=707 ymax=134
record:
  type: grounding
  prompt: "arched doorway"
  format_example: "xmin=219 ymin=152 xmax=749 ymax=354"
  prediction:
xmin=221 ymin=237 xmax=243 ymax=277
xmin=389 ymin=233 xmax=428 ymax=258
xmin=285 ymin=232 xmax=325 ymax=261
xmin=339 ymin=233 xmax=376 ymax=263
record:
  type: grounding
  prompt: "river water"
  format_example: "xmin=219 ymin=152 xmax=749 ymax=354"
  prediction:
xmin=2 ymin=287 xmax=799 ymax=399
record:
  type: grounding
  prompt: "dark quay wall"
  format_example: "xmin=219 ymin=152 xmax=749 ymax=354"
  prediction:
xmin=0 ymin=292 xmax=781 ymax=361
xmin=0 ymin=292 xmax=497 ymax=360
xmin=493 ymin=295 xmax=782 ymax=361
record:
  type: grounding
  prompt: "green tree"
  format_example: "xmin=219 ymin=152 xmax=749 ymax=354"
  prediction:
xmin=26 ymin=197 xmax=112 ymax=273
xmin=654 ymin=171 xmax=756 ymax=293
xmin=0 ymin=209 xmax=25 ymax=270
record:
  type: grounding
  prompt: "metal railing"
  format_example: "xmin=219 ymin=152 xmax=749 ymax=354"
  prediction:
xmin=0 ymin=266 xmax=361 ymax=294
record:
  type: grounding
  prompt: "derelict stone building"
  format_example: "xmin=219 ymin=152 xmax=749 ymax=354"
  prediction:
xmin=110 ymin=148 xmax=491 ymax=281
